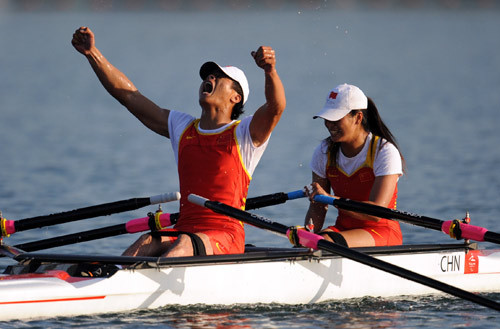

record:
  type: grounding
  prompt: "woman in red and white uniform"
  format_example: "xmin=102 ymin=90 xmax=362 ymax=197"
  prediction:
xmin=304 ymin=84 xmax=405 ymax=247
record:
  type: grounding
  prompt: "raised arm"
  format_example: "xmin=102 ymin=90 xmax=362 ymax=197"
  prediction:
xmin=71 ymin=27 xmax=170 ymax=138
xmin=249 ymin=46 xmax=286 ymax=147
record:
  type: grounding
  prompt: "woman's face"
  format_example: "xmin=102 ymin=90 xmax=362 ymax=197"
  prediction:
xmin=324 ymin=114 xmax=358 ymax=143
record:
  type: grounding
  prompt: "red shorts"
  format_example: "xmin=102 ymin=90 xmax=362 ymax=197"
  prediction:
xmin=327 ymin=225 xmax=402 ymax=246
xmin=160 ymin=228 xmax=245 ymax=255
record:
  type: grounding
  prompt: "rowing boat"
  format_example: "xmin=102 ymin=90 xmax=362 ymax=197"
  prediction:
xmin=1 ymin=191 xmax=500 ymax=320
xmin=1 ymin=242 xmax=499 ymax=321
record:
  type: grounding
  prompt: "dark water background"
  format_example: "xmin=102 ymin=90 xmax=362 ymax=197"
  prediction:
xmin=1 ymin=1 xmax=500 ymax=327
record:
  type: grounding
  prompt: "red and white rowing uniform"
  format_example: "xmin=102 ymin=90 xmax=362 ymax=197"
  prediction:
xmin=167 ymin=111 xmax=270 ymax=254
xmin=310 ymin=133 xmax=403 ymax=246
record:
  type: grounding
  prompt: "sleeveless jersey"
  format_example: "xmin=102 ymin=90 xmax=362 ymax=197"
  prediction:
xmin=175 ymin=119 xmax=249 ymax=240
xmin=327 ymin=136 xmax=402 ymax=238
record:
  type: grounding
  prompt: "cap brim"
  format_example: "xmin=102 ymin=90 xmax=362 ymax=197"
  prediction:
xmin=313 ymin=108 xmax=350 ymax=121
xmin=200 ymin=62 xmax=224 ymax=80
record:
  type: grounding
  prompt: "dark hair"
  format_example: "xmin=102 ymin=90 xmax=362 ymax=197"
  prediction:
xmin=231 ymin=80 xmax=245 ymax=120
xmin=327 ymin=97 xmax=406 ymax=172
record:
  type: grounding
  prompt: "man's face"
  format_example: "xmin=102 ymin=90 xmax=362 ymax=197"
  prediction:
xmin=199 ymin=70 xmax=237 ymax=107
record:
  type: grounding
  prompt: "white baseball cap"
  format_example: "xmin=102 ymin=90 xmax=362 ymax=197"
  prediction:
xmin=199 ymin=62 xmax=249 ymax=105
xmin=313 ymin=83 xmax=368 ymax=121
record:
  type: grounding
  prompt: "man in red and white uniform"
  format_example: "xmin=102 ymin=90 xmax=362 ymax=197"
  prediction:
xmin=72 ymin=27 xmax=286 ymax=257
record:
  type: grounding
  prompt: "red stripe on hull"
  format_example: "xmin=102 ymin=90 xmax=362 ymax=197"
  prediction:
xmin=0 ymin=295 xmax=106 ymax=305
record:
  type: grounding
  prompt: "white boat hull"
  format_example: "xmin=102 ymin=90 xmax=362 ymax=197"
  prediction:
xmin=0 ymin=244 xmax=499 ymax=320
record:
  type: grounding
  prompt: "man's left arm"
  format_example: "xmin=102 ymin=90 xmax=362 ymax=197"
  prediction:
xmin=249 ymin=46 xmax=286 ymax=147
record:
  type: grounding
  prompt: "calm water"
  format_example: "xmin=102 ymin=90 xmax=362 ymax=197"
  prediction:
xmin=1 ymin=2 xmax=500 ymax=328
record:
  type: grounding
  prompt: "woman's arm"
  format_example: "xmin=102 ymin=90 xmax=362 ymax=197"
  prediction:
xmin=338 ymin=174 xmax=399 ymax=222
xmin=304 ymin=173 xmax=331 ymax=233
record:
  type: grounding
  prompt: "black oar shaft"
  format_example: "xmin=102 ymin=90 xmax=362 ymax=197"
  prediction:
xmin=332 ymin=197 xmax=443 ymax=231
xmin=315 ymin=239 xmax=500 ymax=311
xmin=189 ymin=194 xmax=500 ymax=312
xmin=10 ymin=190 xmax=297 ymax=235
xmin=7 ymin=191 xmax=300 ymax=253
xmin=14 ymin=198 xmax=151 ymax=232
xmin=12 ymin=213 xmax=180 ymax=252
xmin=211 ymin=199 xmax=289 ymax=233
xmin=11 ymin=191 xmax=180 ymax=234
xmin=246 ymin=192 xmax=289 ymax=210
xmin=15 ymin=224 xmax=128 ymax=252
xmin=485 ymin=231 xmax=500 ymax=245
xmin=316 ymin=196 xmax=500 ymax=245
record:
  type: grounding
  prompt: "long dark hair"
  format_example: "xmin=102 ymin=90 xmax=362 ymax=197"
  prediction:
xmin=327 ymin=97 xmax=406 ymax=172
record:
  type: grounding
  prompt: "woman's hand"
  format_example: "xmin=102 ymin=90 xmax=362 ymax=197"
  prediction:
xmin=304 ymin=182 xmax=333 ymax=201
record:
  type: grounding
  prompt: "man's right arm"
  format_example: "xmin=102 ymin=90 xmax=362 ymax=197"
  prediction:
xmin=72 ymin=27 xmax=170 ymax=138
xmin=248 ymin=46 xmax=286 ymax=147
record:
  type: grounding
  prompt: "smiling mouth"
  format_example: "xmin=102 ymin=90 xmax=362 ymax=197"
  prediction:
xmin=329 ymin=129 xmax=341 ymax=138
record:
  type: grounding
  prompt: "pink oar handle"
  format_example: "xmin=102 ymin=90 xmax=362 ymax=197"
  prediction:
xmin=442 ymin=220 xmax=488 ymax=241
xmin=125 ymin=213 xmax=173 ymax=233
xmin=1 ymin=218 xmax=16 ymax=236
xmin=286 ymin=227 xmax=324 ymax=249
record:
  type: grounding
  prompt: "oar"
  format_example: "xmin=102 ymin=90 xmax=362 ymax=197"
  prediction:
xmin=12 ymin=211 xmax=179 ymax=252
xmin=0 ymin=192 xmax=181 ymax=237
xmin=3 ymin=189 xmax=306 ymax=254
xmin=312 ymin=194 xmax=500 ymax=245
xmin=245 ymin=189 xmax=305 ymax=209
xmin=188 ymin=193 xmax=500 ymax=312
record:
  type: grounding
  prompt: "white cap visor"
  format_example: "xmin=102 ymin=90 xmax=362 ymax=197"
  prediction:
xmin=313 ymin=107 xmax=351 ymax=121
